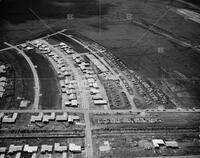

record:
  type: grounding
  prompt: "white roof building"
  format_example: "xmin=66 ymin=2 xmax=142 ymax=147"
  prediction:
xmin=87 ymin=78 xmax=95 ymax=83
xmin=71 ymin=100 xmax=78 ymax=107
xmin=0 ymin=147 xmax=6 ymax=153
xmin=0 ymin=113 xmax=4 ymax=121
xmin=23 ymin=145 xmax=38 ymax=153
xmin=30 ymin=113 xmax=43 ymax=123
xmin=94 ymin=100 xmax=107 ymax=105
xmin=68 ymin=115 xmax=80 ymax=123
xmin=165 ymin=141 xmax=179 ymax=148
xmin=56 ymin=113 xmax=68 ymax=121
xmin=8 ymin=144 xmax=23 ymax=154
xmin=54 ymin=143 xmax=67 ymax=152
xmin=41 ymin=145 xmax=53 ymax=153
xmin=2 ymin=113 xmax=18 ymax=123
xmin=152 ymin=139 xmax=165 ymax=148
xmin=92 ymin=94 xmax=103 ymax=100
xmin=90 ymin=88 xmax=99 ymax=95
xmin=69 ymin=143 xmax=81 ymax=153
xmin=42 ymin=113 xmax=55 ymax=123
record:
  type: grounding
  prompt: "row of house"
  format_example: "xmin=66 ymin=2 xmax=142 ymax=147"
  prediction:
xmin=152 ymin=139 xmax=179 ymax=148
xmin=0 ymin=65 xmax=7 ymax=97
xmin=0 ymin=142 xmax=81 ymax=156
xmin=58 ymin=42 xmax=75 ymax=54
xmin=0 ymin=113 xmax=18 ymax=123
xmin=30 ymin=112 xmax=80 ymax=123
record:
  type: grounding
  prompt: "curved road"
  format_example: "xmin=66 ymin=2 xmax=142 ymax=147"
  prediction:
xmin=4 ymin=42 xmax=40 ymax=110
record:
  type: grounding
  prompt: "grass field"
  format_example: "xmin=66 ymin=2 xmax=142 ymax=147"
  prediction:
xmin=25 ymin=49 xmax=61 ymax=109
xmin=1 ymin=0 xmax=200 ymax=108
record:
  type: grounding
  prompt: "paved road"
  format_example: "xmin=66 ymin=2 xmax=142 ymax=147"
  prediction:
xmin=4 ymin=42 xmax=40 ymax=110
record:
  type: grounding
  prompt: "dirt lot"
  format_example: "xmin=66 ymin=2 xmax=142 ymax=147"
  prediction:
xmin=0 ymin=49 xmax=34 ymax=110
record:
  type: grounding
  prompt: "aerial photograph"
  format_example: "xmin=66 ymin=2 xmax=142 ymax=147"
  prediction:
xmin=0 ymin=0 xmax=200 ymax=158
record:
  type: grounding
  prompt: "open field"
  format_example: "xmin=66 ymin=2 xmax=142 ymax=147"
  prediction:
xmin=0 ymin=49 xmax=34 ymax=110
xmin=24 ymin=49 xmax=61 ymax=109
xmin=93 ymin=134 xmax=200 ymax=158
xmin=1 ymin=0 xmax=200 ymax=108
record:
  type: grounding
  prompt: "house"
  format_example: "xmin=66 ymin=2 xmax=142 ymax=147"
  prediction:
xmin=92 ymin=82 xmax=99 ymax=89
xmin=92 ymin=94 xmax=103 ymax=100
xmin=0 ymin=92 xmax=3 ymax=98
xmin=69 ymin=94 xmax=77 ymax=101
xmin=71 ymin=100 xmax=78 ymax=107
xmin=94 ymin=100 xmax=107 ymax=105
xmin=56 ymin=113 xmax=68 ymax=121
xmin=23 ymin=145 xmax=38 ymax=153
xmin=0 ymin=147 xmax=6 ymax=153
xmin=19 ymin=100 xmax=30 ymax=108
xmin=41 ymin=145 xmax=52 ymax=153
xmin=2 ymin=113 xmax=18 ymax=123
xmin=0 ymin=113 xmax=4 ymax=121
xmin=87 ymin=78 xmax=95 ymax=83
xmin=0 ymin=77 xmax=6 ymax=82
xmin=54 ymin=143 xmax=67 ymax=152
xmin=0 ymin=86 xmax=5 ymax=92
xmin=90 ymin=88 xmax=99 ymax=95
xmin=30 ymin=113 xmax=43 ymax=123
xmin=42 ymin=113 xmax=55 ymax=123
xmin=8 ymin=144 xmax=23 ymax=154
xmin=69 ymin=143 xmax=81 ymax=153
xmin=68 ymin=115 xmax=80 ymax=123
xmin=165 ymin=141 xmax=179 ymax=148
xmin=152 ymin=139 xmax=165 ymax=148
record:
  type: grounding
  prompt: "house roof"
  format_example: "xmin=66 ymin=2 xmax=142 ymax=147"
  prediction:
xmin=165 ymin=141 xmax=178 ymax=147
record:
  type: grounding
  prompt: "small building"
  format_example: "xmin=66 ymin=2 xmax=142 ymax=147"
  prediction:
xmin=69 ymin=94 xmax=77 ymax=101
xmin=0 ymin=92 xmax=3 ymax=98
xmin=42 ymin=113 xmax=55 ymax=123
xmin=30 ymin=113 xmax=43 ymax=123
xmin=152 ymin=139 xmax=165 ymax=148
xmin=92 ymin=94 xmax=103 ymax=100
xmin=93 ymin=82 xmax=99 ymax=89
xmin=71 ymin=100 xmax=78 ymax=107
xmin=54 ymin=143 xmax=67 ymax=153
xmin=0 ymin=147 xmax=6 ymax=153
xmin=87 ymin=78 xmax=95 ymax=83
xmin=90 ymin=88 xmax=99 ymax=95
xmin=68 ymin=115 xmax=80 ymax=123
xmin=23 ymin=145 xmax=38 ymax=153
xmin=69 ymin=143 xmax=81 ymax=153
xmin=0 ymin=113 xmax=4 ymax=121
xmin=0 ymin=77 xmax=6 ymax=82
xmin=94 ymin=100 xmax=107 ymax=105
xmin=8 ymin=144 xmax=23 ymax=154
xmin=41 ymin=145 xmax=52 ymax=153
xmin=2 ymin=113 xmax=18 ymax=123
xmin=56 ymin=113 xmax=68 ymax=121
xmin=0 ymin=86 xmax=5 ymax=93
xmin=19 ymin=100 xmax=30 ymax=108
xmin=165 ymin=141 xmax=179 ymax=148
